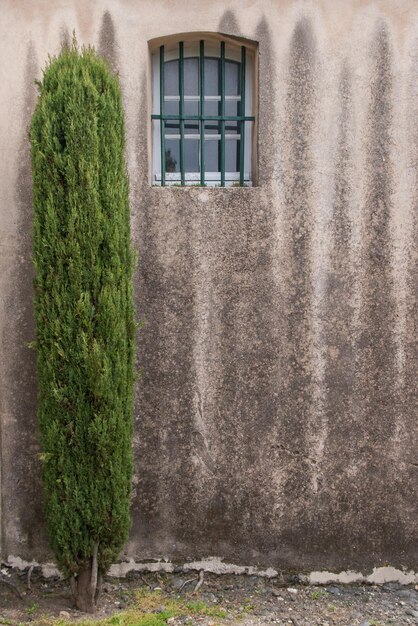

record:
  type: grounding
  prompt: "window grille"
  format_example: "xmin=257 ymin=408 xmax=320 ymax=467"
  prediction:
xmin=151 ymin=38 xmax=255 ymax=186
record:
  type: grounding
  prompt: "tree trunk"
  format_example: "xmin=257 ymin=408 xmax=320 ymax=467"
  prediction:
xmin=75 ymin=543 xmax=99 ymax=613
xmin=75 ymin=563 xmax=96 ymax=613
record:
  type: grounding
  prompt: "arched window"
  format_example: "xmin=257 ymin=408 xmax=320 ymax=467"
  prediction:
xmin=150 ymin=34 xmax=256 ymax=186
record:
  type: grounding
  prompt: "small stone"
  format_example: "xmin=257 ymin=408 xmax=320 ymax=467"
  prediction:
xmin=397 ymin=589 xmax=418 ymax=601
xmin=383 ymin=582 xmax=402 ymax=592
xmin=359 ymin=621 xmax=370 ymax=626
xmin=287 ymin=574 xmax=303 ymax=585
xmin=167 ymin=619 xmax=176 ymax=625
xmin=272 ymin=589 xmax=284 ymax=597
xmin=171 ymin=577 xmax=185 ymax=590
xmin=287 ymin=588 xmax=298 ymax=594
xmin=326 ymin=586 xmax=341 ymax=595
xmin=203 ymin=592 xmax=217 ymax=603
xmin=59 ymin=611 xmax=70 ymax=619
xmin=405 ymin=608 xmax=418 ymax=618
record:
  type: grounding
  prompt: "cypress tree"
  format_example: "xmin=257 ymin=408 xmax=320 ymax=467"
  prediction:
xmin=30 ymin=41 xmax=135 ymax=612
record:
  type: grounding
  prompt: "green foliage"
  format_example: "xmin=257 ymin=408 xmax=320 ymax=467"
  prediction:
xmin=310 ymin=588 xmax=329 ymax=600
xmin=25 ymin=602 xmax=40 ymax=616
xmin=30 ymin=41 xmax=135 ymax=577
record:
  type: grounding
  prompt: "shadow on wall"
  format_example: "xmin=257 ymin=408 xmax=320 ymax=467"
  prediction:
xmin=3 ymin=41 xmax=46 ymax=557
xmin=99 ymin=10 xmax=118 ymax=75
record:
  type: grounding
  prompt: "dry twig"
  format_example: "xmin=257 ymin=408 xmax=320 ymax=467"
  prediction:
xmin=193 ymin=569 xmax=204 ymax=593
xmin=139 ymin=575 xmax=152 ymax=589
xmin=179 ymin=576 xmax=198 ymax=592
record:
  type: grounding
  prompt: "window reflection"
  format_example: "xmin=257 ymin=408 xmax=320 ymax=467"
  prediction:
xmin=165 ymin=143 xmax=179 ymax=172
xmin=164 ymin=60 xmax=179 ymax=96
xmin=165 ymin=57 xmax=240 ymax=98
xmin=184 ymin=58 xmax=199 ymax=96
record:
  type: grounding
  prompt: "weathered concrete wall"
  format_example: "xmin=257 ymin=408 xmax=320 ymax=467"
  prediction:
xmin=0 ymin=0 xmax=417 ymax=575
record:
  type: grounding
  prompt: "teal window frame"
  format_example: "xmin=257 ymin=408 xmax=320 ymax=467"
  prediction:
xmin=151 ymin=38 xmax=255 ymax=187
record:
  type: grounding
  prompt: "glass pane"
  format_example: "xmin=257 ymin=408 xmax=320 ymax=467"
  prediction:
xmin=205 ymin=121 xmax=220 ymax=136
xmin=164 ymin=100 xmax=179 ymax=116
xmin=164 ymin=60 xmax=179 ymax=96
xmin=226 ymin=139 xmax=240 ymax=172
xmin=165 ymin=119 xmax=180 ymax=135
xmin=184 ymin=58 xmax=199 ymax=96
xmin=205 ymin=58 xmax=219 ymax=96
xmin=185 ymin=139 xmax=199 ymax=173
xmin=165 ymin=139 xmax=179 ymax=173
xmin=225 ymin=120 xmax=238 ymax=135
xmin=225 ymin=100 xmax=239 ymax=117
xmin=184 ymin=100 xmax=199 ymax=116
xmin=205 ymin=139 xmax=219 ymax=172
xmin=204 ymin=100 xmax=220 ymax=117
xmin=184 ymin=119 xmax=199 ymax=135
xmin=225 ymin=60 xmax=240 ymax=96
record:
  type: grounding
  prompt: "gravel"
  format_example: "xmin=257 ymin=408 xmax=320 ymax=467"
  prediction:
xmin=0 ymin=568 xmax=417 ymax=625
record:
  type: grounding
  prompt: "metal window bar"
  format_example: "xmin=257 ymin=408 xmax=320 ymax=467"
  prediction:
xmin=200 ymin=40 xmax=205 ymax=186
xmin=153 ymin=40 xmax=255 ymax=186
xmin=157 ymin=115 xmax=252 ymax=121
xmin=239 ymin=46 xmax=246 ymax=186
xmin=220 ymin=41 xmax=225 ymax=187
xmin=160 ymin=45 xmax=165 ymax=186
xmin=179 ymin=41 xmax=185 ymax=186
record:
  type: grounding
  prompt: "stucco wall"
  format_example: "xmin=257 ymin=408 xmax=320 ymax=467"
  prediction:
xmin=0 ymin=0 xmax=417 ymax=574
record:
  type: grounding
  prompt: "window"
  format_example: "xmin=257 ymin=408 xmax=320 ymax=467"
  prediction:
xmin=151 ymin=35 xmax=256 ymax=186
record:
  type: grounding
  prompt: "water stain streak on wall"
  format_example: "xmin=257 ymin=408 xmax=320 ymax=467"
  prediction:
xmin=0 ymin=0 xmax=417 ymax=571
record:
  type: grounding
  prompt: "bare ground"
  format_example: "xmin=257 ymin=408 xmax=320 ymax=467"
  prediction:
xmin=0 ymin=568 xmax=417 ymax=625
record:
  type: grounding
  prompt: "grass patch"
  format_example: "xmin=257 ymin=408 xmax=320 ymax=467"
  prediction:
xmin=31 ymin=589 xmax=227 ymax=626
xmin=310 ymin=589 xmax=329 ymax=600
xmin=25 ymin=603 xmax=40 ymax=616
